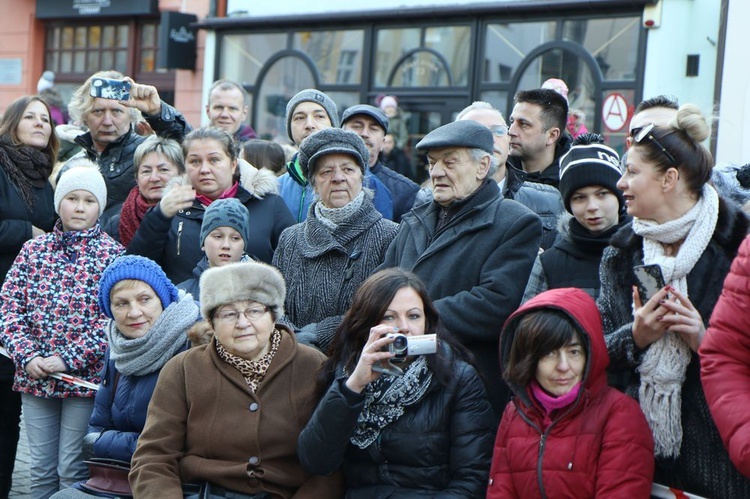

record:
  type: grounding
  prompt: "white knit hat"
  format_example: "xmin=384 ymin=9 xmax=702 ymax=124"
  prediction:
xmin=54 ymin=164 xmax=107 ymax=216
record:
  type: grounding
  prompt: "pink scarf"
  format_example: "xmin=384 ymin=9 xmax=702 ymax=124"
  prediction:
xmin=531 ymin=379 xmax=582 ymax=418
xmin=195 ymin=182 xmax=239 ymax=206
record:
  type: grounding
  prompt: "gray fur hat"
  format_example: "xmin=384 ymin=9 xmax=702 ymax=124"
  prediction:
xmin=199 ymin=198 xmax=251 ymax=252
xmin=285 ymin=89 xmax=340 ymax=141
xmin=298 ymin=128 xmax=369 ymax=181
xmin=199 ymin=261 xmax=286 ymax=321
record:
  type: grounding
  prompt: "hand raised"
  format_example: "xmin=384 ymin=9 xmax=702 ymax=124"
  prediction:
xmin=345 ymin=325 xmax=398 ymax=394
xmin=159 ymin=184 xmax=195 ymax=218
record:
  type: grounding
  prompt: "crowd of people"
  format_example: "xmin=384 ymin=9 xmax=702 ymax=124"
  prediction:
xmin=1 ymin=68 xmax=750 ymax=499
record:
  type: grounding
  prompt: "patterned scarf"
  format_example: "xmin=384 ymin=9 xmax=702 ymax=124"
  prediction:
xmin=216 ymin=329 xmax=281 ymax=392
xmin=107 ymin=291 xmax=198 ymax=376
xmin=0 ymin=135 xmax=52 ymax=209
xmin=632 ymin=183 xmax=719 ymax=458
xmin=350 ymin=355 xmax=433 ymax=449
xmin=314 ymin=190 xmax=366 ymax=231
xmin=118 ymin=186 xmax=155 ymax=247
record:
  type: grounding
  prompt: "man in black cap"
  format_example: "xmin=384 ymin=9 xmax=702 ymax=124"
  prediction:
xmin=342 ymin=104 xmax=419 ymax=222
xmin=380 ymin=120 xmax=542 ymax=420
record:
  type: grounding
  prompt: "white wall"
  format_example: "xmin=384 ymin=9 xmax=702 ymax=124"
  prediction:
xmin=715 ymin=0 xmax=750 ymax=164
xmin=640 ymin=0 xmax=720 ymax=133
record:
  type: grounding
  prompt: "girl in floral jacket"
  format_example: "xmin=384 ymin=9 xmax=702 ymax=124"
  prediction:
xmin=0 ymin=162 xmax=123 ymax=498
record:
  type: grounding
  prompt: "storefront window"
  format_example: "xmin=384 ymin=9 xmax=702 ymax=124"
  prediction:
xmin=483 ymin=21 xmax=556 ymax=83
xmin=374 ymin=25 xmax=470 ymax=87
xmin=564 ymin=17 xmax=640 ymax=80
xmin=220 ymin=33 xmax=287 ymax=87
xmin=292 ymin=30 xmax=364 ymax=84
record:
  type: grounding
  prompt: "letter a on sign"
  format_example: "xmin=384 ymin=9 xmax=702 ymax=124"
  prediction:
xmin=602 ymin=93 xmax=628 ymax=132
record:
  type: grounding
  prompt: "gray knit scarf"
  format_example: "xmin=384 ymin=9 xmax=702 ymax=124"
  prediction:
xmin=350 ymin=355 xmax=433 ymax=449
xmin=107 ymin=291 xmax=198 ymax=376
xmin=632 ymin=183 xmax=718 ymax=458
xmin=314 ymin=190 xmax=366 ymax=231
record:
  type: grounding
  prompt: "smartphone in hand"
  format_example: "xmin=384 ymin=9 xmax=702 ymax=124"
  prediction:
xmin=633 ymin=264 xmax=666 ymax=302
xmin=89 ymin=77 xmax=131 ymax=101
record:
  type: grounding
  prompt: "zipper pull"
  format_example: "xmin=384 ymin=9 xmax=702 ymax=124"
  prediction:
xmin=177 ymin=221 xmax=183 ymax=255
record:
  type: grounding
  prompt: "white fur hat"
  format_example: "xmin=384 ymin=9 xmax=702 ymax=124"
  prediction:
xmin=199 ymin=261 xmax=286 ymax=321
xmin=54 ymin=164 xmax=107 ymax=217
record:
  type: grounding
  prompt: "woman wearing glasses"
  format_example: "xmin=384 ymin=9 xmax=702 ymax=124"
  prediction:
xmin=130 ymin=261 xmax=342 ymax=498
xmin=598 ymin=104 xmax=750 ymax=497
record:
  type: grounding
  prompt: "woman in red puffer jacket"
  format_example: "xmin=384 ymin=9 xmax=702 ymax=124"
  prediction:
xmin=487 ymin=288 xmax=654 ymax=498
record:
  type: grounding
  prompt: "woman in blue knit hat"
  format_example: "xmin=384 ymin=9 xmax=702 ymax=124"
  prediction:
xmin=51 ymin=255 xmax=200 ymax=499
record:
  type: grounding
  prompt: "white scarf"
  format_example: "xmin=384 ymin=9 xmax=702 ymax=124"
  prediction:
xmin=632 ymin=184 xmax=719 ymax=458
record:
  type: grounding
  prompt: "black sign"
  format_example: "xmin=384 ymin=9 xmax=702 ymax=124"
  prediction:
xmin=36 ymin=0 xmax=158 ymax=18
xmin=157 ymin=12 xmax=198 ymax=71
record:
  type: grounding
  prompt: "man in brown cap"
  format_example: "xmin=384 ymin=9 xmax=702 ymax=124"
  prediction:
xmin=380 ymin=120 xmax=542 ymax=420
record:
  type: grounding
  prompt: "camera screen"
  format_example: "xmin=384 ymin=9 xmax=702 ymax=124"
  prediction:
xmin=90 ymin=78 xmax=131 ymax=101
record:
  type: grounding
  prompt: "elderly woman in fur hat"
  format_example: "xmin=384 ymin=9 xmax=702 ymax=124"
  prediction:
xmin=129 ymin=261 xmax=343 ymax=499
xmin=272 ymin=128 xmax=398 ymax=352
xmin=126 ymin=127 xmax=295 ymax=283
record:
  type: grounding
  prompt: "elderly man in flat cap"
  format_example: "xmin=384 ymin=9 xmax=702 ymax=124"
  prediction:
xmin=380 ymin=120 xmax=542 ymax=420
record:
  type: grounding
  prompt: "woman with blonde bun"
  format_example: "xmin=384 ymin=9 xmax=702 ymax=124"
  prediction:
xmin=598 ymin=104 xmax=750 ymax=497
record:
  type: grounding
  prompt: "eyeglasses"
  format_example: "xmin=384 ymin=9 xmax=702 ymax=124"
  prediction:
xmin=215 ymin=306 xmax=269 ymax=323
xmin=489 ymin=125 xmax=509 ymax=137
xmin=632 ymin=123 xmax=677 ymax=166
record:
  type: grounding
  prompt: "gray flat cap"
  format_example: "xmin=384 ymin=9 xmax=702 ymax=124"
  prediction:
xmin=341 ymin=104 xmax=389 ymax=133
xmin=416 ymin=120 xmax=493 ymax=154
xmin=298 ymin=128 xmax=369 ymax=180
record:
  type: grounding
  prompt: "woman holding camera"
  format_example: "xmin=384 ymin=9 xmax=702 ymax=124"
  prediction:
xmin=298 ymin=268 xmax=495 ymax=498
xmin=598 ymin=104 xmax=750 ymax=497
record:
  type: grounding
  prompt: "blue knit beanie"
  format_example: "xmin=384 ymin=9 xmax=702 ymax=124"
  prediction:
xmin=98 ymin=255 xmax=179 ymax=318
xmin=199 ymin=198 xmax=251 ymax=252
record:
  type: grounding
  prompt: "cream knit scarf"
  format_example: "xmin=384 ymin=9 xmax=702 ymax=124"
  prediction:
xmin=632 ymin=183 xmax=719 ymax=458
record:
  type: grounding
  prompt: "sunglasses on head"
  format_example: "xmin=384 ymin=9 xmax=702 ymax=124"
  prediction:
xmin=631 ymin=123 xmax=677 ymax=166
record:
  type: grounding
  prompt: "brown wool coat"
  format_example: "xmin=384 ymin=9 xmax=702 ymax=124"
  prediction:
xmin=129 ymin=326 xmax=343 ymax=498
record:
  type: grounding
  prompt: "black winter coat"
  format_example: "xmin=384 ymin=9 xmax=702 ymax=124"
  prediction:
xmin=0 ymin=166 xmax=56 ymax=379
xmin=598 ymin=197 xmax=750 ymax=498
xmin=127 ymin=168 xmax=294 ymax=283
xmin=298 ymin=351 xmax=495 ymax=498
xmin=370 ymin=160 xmax=419 ymax=223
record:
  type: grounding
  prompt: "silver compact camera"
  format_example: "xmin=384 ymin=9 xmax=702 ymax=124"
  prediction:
xmin=373 ymin=333 xmax=437 ymax=376
xmin=387 ymin=333 xmax=437 ymax=362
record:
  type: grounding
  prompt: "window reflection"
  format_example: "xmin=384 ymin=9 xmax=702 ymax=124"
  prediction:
xmin=257 ymin=56 xmax=315 ymax=142
xmin=563 ymin=18 xmax=639 ymax=80
xmin=293 ymin=30 xmax=363 ymax=84
xmin=483 ymin=22 xmax=556 ymax=83
xmin=221 ymin=33 xmax=286 ymax=86
xmin=375 ymin=26 xmax=469 ymax=87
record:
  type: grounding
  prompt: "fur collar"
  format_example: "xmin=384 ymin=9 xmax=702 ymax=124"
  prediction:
xmin=165 ymin=159 xmax=278 ymax=199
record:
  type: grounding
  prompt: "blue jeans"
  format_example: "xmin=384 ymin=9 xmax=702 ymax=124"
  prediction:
xmin=21 ymin=395 xmax=94 ymax=499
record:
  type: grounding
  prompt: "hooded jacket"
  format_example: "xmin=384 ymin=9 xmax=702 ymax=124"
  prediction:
xmin=126 ymin=162 xmax=294 ymax=283
xmin=488 ymin=288 xmax=654 ymax=499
